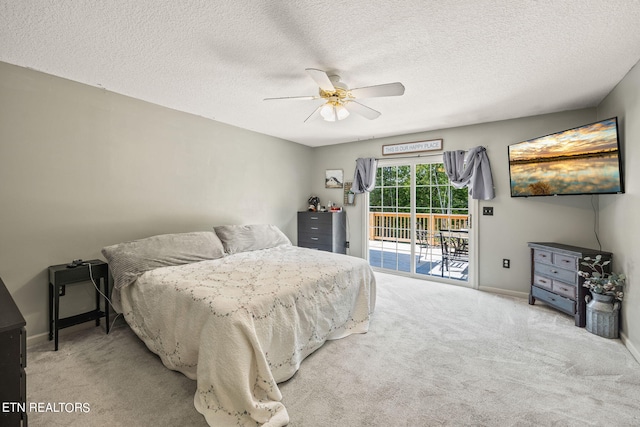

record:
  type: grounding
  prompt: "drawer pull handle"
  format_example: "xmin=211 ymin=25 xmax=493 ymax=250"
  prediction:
xmin=550 ymin=297 xmax=556 ymax=301
xmin=551 ymin=270 xmax=558 ymax=274
xmin=540 ymin=280 xmax=547 ymax=284
xmin=310 ymin=217 xmax=319 ymax=220
xmin=311 ymin=227 xmax=319 ymax=230
xmin=562 ymin=260 xmax=570 ymax=263
xmin=311 ymin=237 xmax=319 ymax=240
xmin=540 ymin=254 xmax=547 ymax=257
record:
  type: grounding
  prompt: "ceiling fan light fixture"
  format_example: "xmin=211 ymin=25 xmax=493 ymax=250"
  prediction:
xmin=266 ymin=68 xmax=404 ymax=123
xmin=320 ymin=102 xmax=349 ymax=122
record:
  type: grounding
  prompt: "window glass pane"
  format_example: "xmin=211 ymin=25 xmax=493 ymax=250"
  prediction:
xmin=430 ymin=186 xmax=450 ymax=211
xmin=398 ymin=187 xmax=410 ymax=209
xmin=432 ymin=163 xmax=448 ymax=184
xmin=397 ymin=165 xmax=411 ymax=186
xmin=415 ymin=186 xmax=430 ymax=209
xmin=416 ymin=164 xmax=430 ymax=186
xmin=375 ymin=167 xmax=383 ymax=187
xmin=369 ymin=187 xmax=382 ymax=208
xmin=382 ymin=166 xmax=396 ymax=187
xmin=451 ymin=187 xmax=469 ymax=213
xmin=382 ymin=188 xmax=397 ymax=208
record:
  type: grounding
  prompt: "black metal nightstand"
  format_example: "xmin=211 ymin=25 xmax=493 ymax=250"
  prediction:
xmin=48 ymin=260 xmax=110 ymax=351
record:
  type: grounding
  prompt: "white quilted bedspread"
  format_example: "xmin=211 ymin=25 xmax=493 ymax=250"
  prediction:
xmin=118 ymin=245 xmax=376 ymax=426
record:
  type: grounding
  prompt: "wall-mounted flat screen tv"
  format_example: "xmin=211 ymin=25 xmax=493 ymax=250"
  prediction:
xmin=508 ymin=117 xmax=624 ymax=197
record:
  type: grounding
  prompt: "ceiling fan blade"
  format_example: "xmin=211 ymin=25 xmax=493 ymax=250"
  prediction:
xmin=264 ymin=95 xmax=320 ymax=101
xmin=305 ymin=68 xmax=335 ymax=92
xmin=304 ymin=104 xmax=324 ymax=123
xmin=349 ymin=82 xmax=405 ymax=98
xmin=344 ymin=101 xmax=381 ymax=120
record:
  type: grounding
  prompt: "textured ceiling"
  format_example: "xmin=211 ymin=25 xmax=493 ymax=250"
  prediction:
xmin=2 ymin=1 xmax=640 ymax=147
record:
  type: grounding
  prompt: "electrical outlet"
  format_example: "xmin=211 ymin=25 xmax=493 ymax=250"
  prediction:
xmin=503 ymin=259 xmax=510 ymax=268
xmin=345 ymin=241 xmax=350 ymax=248
xmin=483 ymin=207 xmax=494 ymax=216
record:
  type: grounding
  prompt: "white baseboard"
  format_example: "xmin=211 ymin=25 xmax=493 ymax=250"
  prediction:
xmin=479 ymin=285 xmax=529 ymax=299
xmin=620 ymin=331 xmax=640 ymax=365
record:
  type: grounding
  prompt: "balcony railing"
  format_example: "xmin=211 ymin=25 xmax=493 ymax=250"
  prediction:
xmin=369 ymin=212 xmax=469 ymax=245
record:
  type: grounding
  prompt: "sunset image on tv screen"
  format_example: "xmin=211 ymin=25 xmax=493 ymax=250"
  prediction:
xmin=509 ymin=118 xmax=623 ymax=197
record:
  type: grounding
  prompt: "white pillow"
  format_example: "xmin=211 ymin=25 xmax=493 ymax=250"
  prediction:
xmin=214 ymin=224 xmax=291 ymax=254
xmin=102 ymin=231 xmax=226 ymax=289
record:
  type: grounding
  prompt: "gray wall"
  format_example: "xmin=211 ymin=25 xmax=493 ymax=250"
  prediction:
xmin=597 ymin=59 xmax=640 ymax=359
xmin=0 ymin=62 xmax=312 ymax=341
xmin=311 ymin=109 xmax=600 ymax=296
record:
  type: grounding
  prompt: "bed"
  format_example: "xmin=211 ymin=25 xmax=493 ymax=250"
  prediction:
xmin=102 ymin=225 xmax=376 ymax=426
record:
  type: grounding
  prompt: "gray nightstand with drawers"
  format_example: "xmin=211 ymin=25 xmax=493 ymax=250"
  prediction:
xmin=528 ymin=242 xmax=612 ymax=327
xmin=297 ymin=211 xmax=347 ymax=254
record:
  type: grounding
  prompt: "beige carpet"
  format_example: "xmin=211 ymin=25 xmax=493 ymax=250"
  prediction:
xmin=26 ymin=272 xmax=640 ymax=426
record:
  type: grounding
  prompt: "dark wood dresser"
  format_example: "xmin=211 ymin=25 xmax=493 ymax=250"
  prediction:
xmin=297 ymin=211 xmax=347 ymax=254
xmin=528 ymin=242 xmax=612 ymax=327
xmin=0 ymin=276 xmax=27 ymax=426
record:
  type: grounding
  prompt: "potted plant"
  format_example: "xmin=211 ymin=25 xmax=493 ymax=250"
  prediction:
xmin=578 ymin=255 xmax=626 ymax=338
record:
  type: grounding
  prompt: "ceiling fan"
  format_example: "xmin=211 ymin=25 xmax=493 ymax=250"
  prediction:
xmin=264 ymin=68 xmax=405 ymax=122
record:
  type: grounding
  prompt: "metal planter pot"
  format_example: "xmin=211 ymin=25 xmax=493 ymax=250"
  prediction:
xmin=585 ymin=293 xmax=620 ymax=339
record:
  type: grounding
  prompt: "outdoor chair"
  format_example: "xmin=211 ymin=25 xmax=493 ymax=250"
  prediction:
xmin=416 ymin=223 xmax=430 ymax=261
xmin=438 ymin=230 xmax=469 ymax=276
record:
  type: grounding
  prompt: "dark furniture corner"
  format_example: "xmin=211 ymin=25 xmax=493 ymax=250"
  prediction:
xmin=297 ymin=211 xmax=347 ymax=254
xmin=48 ymin=260 xmax=110 ymax=351
xmin=0 ymin=276 xmax=28 ymax=426
xmin=528 ymin=242 xmax=612 ymax=327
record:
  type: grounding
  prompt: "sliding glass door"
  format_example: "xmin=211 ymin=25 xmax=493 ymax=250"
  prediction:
xmin=367 ymin=157 xmax=472 ymax=283
xmin=367 ymin=163 xmax=411 ymax=273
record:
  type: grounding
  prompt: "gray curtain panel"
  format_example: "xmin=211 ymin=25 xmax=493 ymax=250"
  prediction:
xmin=443 ymin=146 xmax=495 ymax=200
xmin=351 ymin=157 xmax=378 ymax=193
